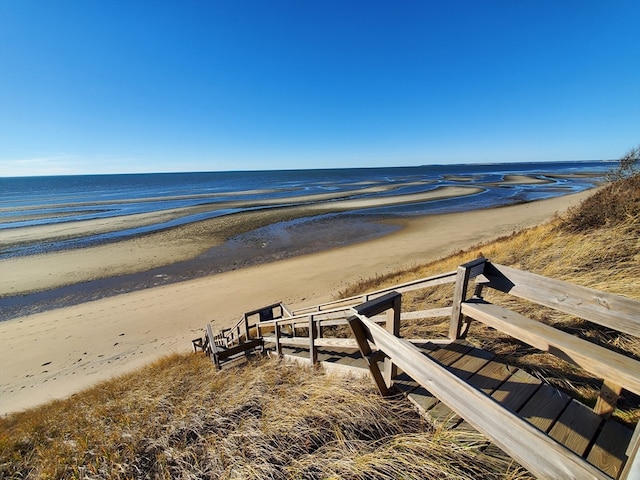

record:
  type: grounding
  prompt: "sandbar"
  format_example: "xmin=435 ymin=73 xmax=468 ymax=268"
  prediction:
xmin=0 ymin=186 xmax=481 ymax=296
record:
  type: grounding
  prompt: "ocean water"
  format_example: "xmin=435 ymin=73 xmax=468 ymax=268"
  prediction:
xmin=0 ymin=161 xmax=614 ymax=319
xmin=0 ymin=161 xmax=611 ymax=259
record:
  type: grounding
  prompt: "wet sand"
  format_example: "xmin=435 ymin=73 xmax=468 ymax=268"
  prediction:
xmin=1 ymin=185 xmax=482 ymax=297
xmin=0 ymin=188 xmax=595 ymax=415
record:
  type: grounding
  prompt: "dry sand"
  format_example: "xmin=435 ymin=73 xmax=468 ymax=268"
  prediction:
xmin=0 ymin=189 xmax=593 ymax=415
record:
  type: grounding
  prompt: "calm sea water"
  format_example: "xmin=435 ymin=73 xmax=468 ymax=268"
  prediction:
xmin=0 ymin=161 xmax=611 ymax=259
xmin=0 ymin=161 xmax=614 ymax=319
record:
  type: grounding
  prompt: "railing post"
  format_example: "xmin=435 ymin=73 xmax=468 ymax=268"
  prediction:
xmin=309 ymin=315 xmax=318 ymax=365
xmin=244 ymin=313 xmax=250 ymax=341
xmin=206 ymin=323 xmax=221 ymax=369
xmin=275 ymin=321 xmax=282 ymax=357
xmin=593 ymin=380 xmax=622 ymax=419
xmin=347 ymin=315 xmax=389 ymax=396
xmin=450 ymin=257 xmax=487 ymax=340
xmin=350 ymin=291 xmax=402 ymax=396
xmin=384 ymin=293 xmax=401 ymax=388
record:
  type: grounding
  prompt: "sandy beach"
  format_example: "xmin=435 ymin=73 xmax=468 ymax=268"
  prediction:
xmin=0 ymin=189 xmax=595 ymax=415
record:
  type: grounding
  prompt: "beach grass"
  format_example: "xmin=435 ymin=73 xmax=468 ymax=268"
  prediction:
xmin=0 ymin=354 xmax=530 ymax=479
xmin=1 ymin=173 xmax=638 ymax=479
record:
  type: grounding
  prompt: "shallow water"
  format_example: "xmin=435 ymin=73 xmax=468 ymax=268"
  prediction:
xmin=0 ymin=162 xmax=613 ymax=319
xmin=0 ymin=214 xmax=398 ymax=320
xmin=0 ymin=162 xmax=610 ymax=258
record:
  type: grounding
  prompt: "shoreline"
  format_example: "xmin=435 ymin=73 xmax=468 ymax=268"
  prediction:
xmin=0 ymin=189 xmax=595 ymax=415
xmin=0 ymin=213 xmax=402 ymax=321
xmin=0 ymin=185 xmax=482 ymax=297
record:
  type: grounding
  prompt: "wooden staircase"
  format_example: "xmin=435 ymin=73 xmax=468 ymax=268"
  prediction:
xmin=193 ymin=257 xmax=640 ymax=479
xmin=192 ymin=322 xmax=264 ymax=370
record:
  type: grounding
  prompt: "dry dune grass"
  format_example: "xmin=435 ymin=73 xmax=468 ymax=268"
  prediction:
xmin=0 ymin=354 xmax=529 ymax=479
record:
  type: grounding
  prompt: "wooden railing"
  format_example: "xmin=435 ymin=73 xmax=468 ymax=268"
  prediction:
xmin=289 ymin=269 xmax=457 ymax=316
xmin=250 ymin=271 xmax=459 ymax=365
xmin=196 ymin=257 xmax=640 ymax=479
xmin=453 ymin=259 xmax=640 ymax=417
xmin=343 ymin=259 xmax=640 ymax=479
xmin=348 ymin=297 xmax=610 ymax=479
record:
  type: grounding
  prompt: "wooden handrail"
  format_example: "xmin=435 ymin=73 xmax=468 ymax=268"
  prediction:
xmin=217 ymin=269 xmax=458 ymax=345
xmin=349 ymin=313 xmax=610 ymax=480
xmin=480 ymin=263 xmax=640 ymax=337
xmin=243 ymin=302 xmax=286 ymax=318
xmin=461 ymin=299 xmax=640 ymax=397
xmin=291 ymin=270 xmax=457 ymax=316
xmin=255 ymin=304 xmax=355 ymax=329
xmin=196 ymin=257 xmax=639 ymax=479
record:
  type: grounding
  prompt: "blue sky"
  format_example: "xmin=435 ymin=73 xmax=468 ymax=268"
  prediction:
xmin=0 ymin=1 xmax=638 ymax=176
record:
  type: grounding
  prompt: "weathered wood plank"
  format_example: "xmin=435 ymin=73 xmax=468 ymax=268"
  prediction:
xmin=466 ymin=360 xmax=514 ymax=395
xmin=347 ymin=316 xmax=389 ymax=396
xmin=206 ymin=323 xmax=221 ymax=369
xmin=216 ymin=338 xmax=263 ymax=361
xmin=290 ymin=270 xmax=457 ymax=316
xmin=483 ymin=263 xmax=640 ymax=338
xmin=428 ymin=341 xmax=474 ymax=366
xmin=587 ymin=419 xmax=633 ymax=478
xmin=401 ymin=307 xmax=453 ymax=320
xmin=280 ymin=303 xmax=293 ymax=317
xmin=549 ymin=400 xmax=603 ymax=456
xmin=243 ymin=314 xmax=250 ymax=341
xmin=353 ymin=291 xmax=402 ymax=318
xmin=518 ymin=383 xmax=571 ymax=433
xmin=243 ymin=302 xmax=285 ymax=318
xmin=446 ymin=347 xmax=494 ymax=380
xmin=393 ymin=372 xmax=419 ymax=394
xmin=427 ymin=401 xmax=461 ymax=427
xmin=393 ymin=339 xmax=464 ymax=396
xmin=407 ymin=386 xmax=440 ymax=415
xmin=262 ymin=336 xmax=450 ymax=350
xmin=274 ymin=322 xmax=282 ymax=356
xmin=394 ymin=271 xmax=457 ymax=292
xmin=461 ymin=300 xmax=640 ymax=396
xmin=449 ymin=260 xmax=481 ymax=339
xmin=356 ymin=315 xmax=610 ymax=479
xmin=491 ymin=368 xmax=541 ymax=412
xmin=261 ymin=336 xmax=362 ymax=349
xmin=383 ymin=294 xmax=401 ymax=388
xmin=309 ymin=316 xmax=317 ymax=365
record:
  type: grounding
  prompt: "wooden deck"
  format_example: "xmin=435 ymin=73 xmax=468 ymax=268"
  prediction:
xmin=268 ymin=339 xmax=633 ymax=479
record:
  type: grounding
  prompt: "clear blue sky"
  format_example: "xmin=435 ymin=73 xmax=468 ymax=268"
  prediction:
xmin=0 ymin=1 xmax=638 ymax=176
